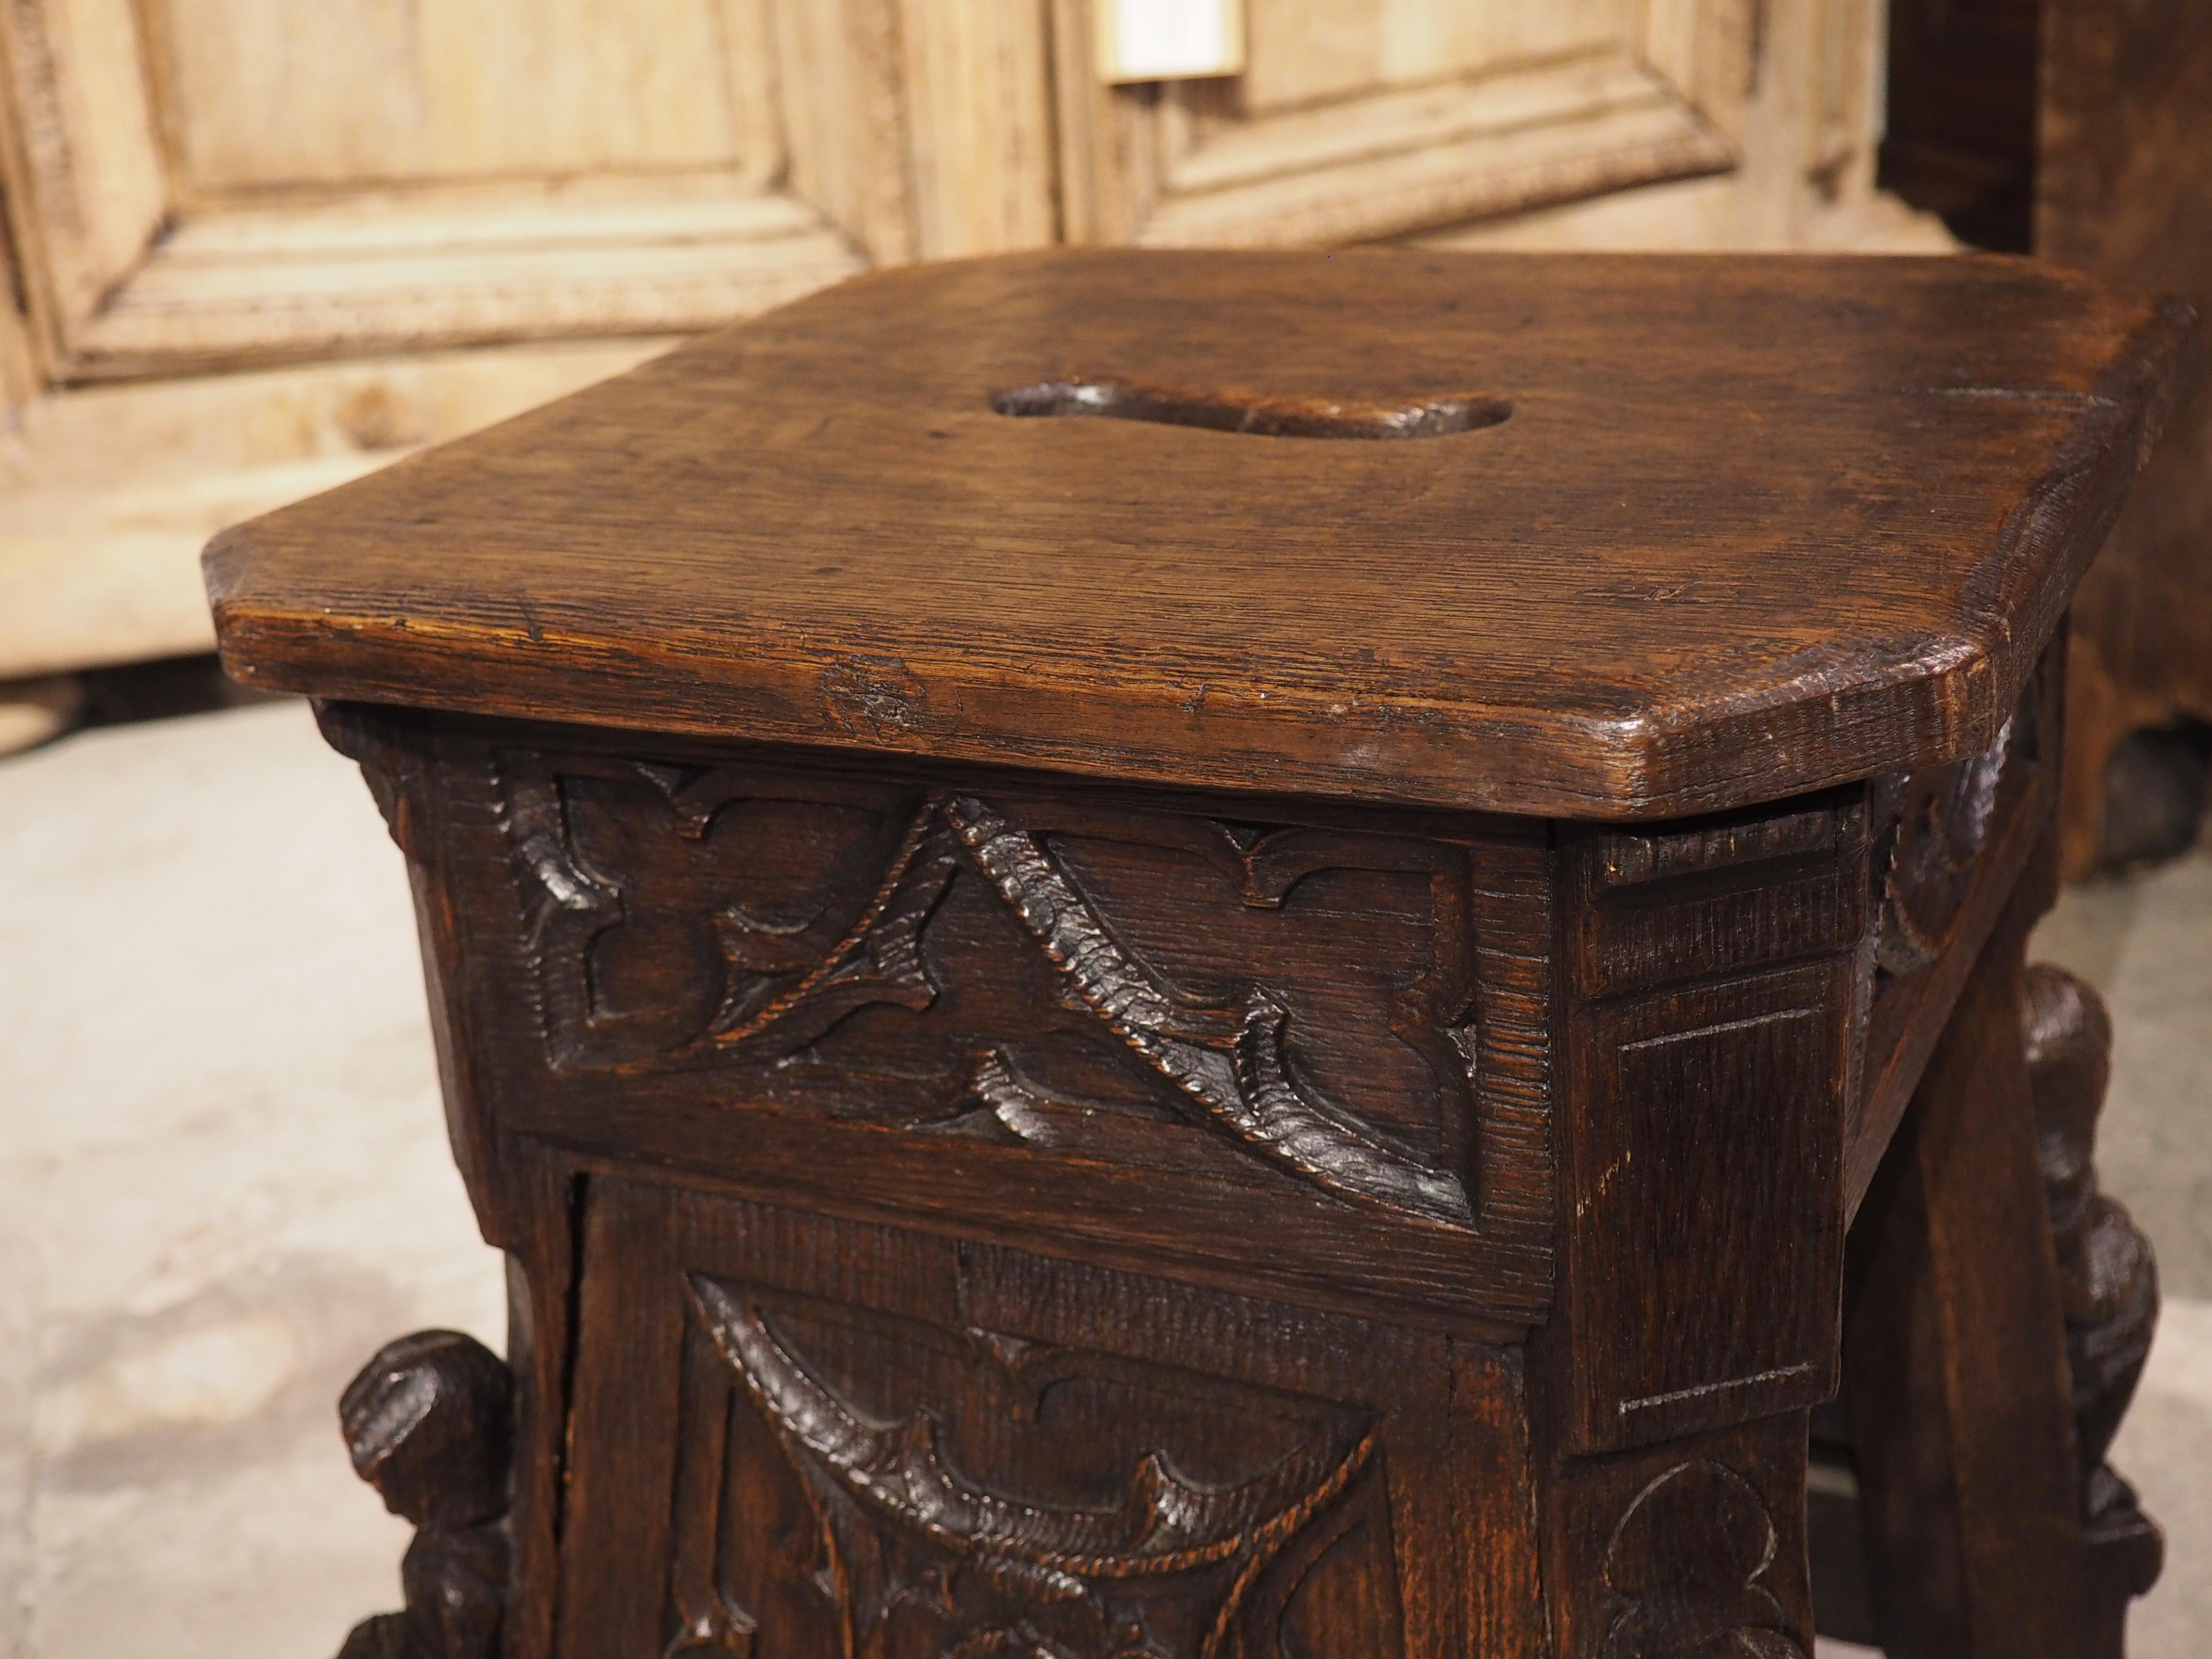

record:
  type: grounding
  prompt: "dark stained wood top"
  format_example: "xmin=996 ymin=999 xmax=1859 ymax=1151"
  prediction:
xmin=204 ymin=250 xmax=2193 ymax=818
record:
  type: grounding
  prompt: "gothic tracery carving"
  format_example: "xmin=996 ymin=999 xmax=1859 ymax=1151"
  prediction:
xmin=498 ymin=758 xmax=1480 ymax=1226
xmin=687 ymin=1277 xmax=1379 ymax=1659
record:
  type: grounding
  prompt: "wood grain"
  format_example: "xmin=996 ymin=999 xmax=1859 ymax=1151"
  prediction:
xmin=211 ymin=248 xmax=2192 ymax=820
xmin=1551 ymin=803 xmax=1866 ymax=1455
xmin=772 ymin=0 xmax=912 ymax=266
xmin=897 ymin=0 xmax=1059 ymax=258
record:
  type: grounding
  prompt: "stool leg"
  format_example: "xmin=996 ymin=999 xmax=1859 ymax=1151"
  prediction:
xmin=1841 ymin=895 xmax=2160 ymax=1659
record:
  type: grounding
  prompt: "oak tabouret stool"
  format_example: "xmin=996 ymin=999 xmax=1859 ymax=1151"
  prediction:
xmin=206 ymin=250 xmax=2192 ymax=1659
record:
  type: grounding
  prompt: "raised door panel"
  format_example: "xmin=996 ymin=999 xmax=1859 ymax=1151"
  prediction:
xmin=1054 ymin=0 xmax=1751 ymax=247
xmin=1410 ymin=0 xmax=1935 ymax=256
xmin=0 ymin=0 xmax=170 ymax=330
xmin=147 ymin=0 xmax=764 ymax=188
xmin=0 ymin=0 xmax=1058 ymax=378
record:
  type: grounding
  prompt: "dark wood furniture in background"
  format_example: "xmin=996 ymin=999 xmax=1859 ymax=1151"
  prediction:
xmin=2042 ymin=2 xmax=2212 ymax=875
xmin=1879 ymin=0 xmax=2043 ymax=252
xmin=1884 ymin=0 xmax=2212 ymax=875
xmin=206 ymin=251 xmax=2190 ymax=1659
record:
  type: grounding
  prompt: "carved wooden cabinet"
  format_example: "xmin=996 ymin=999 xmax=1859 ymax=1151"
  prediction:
xmin=0 ymin=0 xmax=1934 ymax=700
xmin=205 ymin=250 xmax=2186 ymax=1659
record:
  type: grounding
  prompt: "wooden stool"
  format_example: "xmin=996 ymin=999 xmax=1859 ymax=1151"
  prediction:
xmin=206 ymin=251 xmax=2192 ymax=1659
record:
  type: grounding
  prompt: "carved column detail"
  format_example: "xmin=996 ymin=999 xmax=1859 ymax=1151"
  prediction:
xmin=2020 ymin=962 xmax=2163 ymax=1585
xmin=335 ymin=1331 xmax=516 ymax=1659
xmin=1872 ymin=715 xmax=2028 ymax=980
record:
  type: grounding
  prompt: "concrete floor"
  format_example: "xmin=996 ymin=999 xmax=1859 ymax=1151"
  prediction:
xmin=0 ymin=700 xmax=2204 ymax=1658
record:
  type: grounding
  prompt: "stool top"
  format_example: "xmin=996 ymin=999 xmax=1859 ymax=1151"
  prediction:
xmin=205 ymin=250 xmax=2190 ymax=819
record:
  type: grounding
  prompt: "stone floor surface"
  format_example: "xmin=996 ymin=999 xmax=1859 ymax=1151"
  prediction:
xmin=0 ymin=702 xmax=2204 ymax=1658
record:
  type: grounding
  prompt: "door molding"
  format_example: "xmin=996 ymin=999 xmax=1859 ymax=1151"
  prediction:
xmin=0 ymin=0 xmax=1057 ymax=379
xmin=1053 ymin=0 xmax=1753 ymax=247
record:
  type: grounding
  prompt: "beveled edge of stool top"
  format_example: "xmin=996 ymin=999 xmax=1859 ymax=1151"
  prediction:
xmin=205 ymin=249 xmax=2194 ymax=820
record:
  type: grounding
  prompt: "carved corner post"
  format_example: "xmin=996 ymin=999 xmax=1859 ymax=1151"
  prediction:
xmin=1531 ymin=799 xmax=1871 ymax=1659
xmin=1841 ymin=848 xmax=2164 ymax=1659
xmin=316 ymin=702 xmax=574 ymax=1659
xmin=336 ymin=1331 xmax=517 ymax=1659
xmin=2022 ymin=962 xmax=2165 ymax=1632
